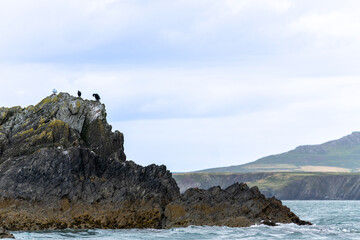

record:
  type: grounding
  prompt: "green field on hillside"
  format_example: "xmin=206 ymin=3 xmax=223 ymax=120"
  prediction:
xmin=197 ymin=132 xmax=360 ymax=173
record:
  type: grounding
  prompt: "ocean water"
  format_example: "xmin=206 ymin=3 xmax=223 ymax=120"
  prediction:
xmin=12 ymin=201 xmax=360 ymax=240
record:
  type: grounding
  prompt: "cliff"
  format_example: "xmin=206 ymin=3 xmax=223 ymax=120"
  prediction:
xmin=174 ymin=172 xmax=360 ymax=200
xmin=0 ymin=93 xmax=310 ymax=230
xmin=263 ymin=174 xmax=360 ymax=200
xmin=0 ymin=93 xmax=179 ymax=230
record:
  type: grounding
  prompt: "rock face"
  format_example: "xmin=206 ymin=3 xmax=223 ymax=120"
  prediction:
xmin=0 ymin=93 xmax=310 ymax=230
xmin=0 ymin=93 xmax=125 ymax=161
xmin=0 ymin=93 xmax=179 ymax=230
xmin=163 ymin=183 xmax=310 ymax=228
xmin=269 ymin=174 xmax=360 ymax=200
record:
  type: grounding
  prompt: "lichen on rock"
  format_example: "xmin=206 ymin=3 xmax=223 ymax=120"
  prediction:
xmin=0 ymin=93 xmax=181 ymax=230
xmin=0 ymin=93 xmax=124 ymax=162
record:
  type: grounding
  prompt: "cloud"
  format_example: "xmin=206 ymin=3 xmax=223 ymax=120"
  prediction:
xmin=286 ymin=1 xmax=360 ymax=60
xmin=0 ymin=0 xmax=294 ymax=63
xmin=2 ymin=64 xmax=360 ymax=171
xmin=291 ymin=12 xmax=358 ymax=38
xmin=1 ymin=63 xmax=360 ymax=118
xmin=0 ymin=0 xmax=141 ymax=60
xmin=0 ymin=0 xmax=358 ymax=74
xmin=289 ymin=11 xmax=360 ymax=55
xmin=116 ymin=100 xmax=360 ymax=172
xmin=1 ymin=1 xmax=360 ymax=171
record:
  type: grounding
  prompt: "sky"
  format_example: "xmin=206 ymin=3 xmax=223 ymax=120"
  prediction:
xmin=1 ymin=0 xmax=360 ymax=172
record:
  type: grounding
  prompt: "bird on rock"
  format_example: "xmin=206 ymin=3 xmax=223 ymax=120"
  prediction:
xmin=93 ymin=93 xmax=100 ymax=101
xmin=77 ymin=90 xmax=82 ymax=97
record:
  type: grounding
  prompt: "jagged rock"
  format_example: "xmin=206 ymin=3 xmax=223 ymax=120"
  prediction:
xmin=0 ymin=93 xmax=310 ymax=230
xmin=0 ymin=93 xmax=125 ymax=162
xmin=163 ymin=183 xmax=311 ymax=228
xmin=0 ymin=93 xmax=179 ymax=230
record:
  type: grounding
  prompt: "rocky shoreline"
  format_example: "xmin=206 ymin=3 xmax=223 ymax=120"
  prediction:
xmin=0 ymin=93 xmax=310 ymax=232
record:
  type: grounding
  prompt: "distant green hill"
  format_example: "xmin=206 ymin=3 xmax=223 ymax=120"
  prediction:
xmin=198 ymin=132 xmax=360 ymax=173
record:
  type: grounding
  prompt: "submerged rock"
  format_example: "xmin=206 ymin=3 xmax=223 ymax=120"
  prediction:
xmin=0 ymin=93 xmax=310 ymax=230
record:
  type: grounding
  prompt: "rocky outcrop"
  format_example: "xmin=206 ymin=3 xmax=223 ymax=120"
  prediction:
xmin=0 ymin=93 xmax=179 ymax=230
xmin=0 ymin=93 xmax=310 ymax=230
xmin=0 ymin=93 xmax=125 ymax=162
xmin=164 ymin=183 xmax=310 ymax=228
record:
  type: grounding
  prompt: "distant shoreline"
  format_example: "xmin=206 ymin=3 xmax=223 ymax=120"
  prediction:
xmin=173 ymin=171 xmax=360 ymax=200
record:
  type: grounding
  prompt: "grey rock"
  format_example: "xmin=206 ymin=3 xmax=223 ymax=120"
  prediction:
xmin=0 ymin=93 xmax=309 ymax=230
xmin=0 ymin=93 xmax=178 ymax=230
xmin=163 ymin=182 xmax=311 ymax=228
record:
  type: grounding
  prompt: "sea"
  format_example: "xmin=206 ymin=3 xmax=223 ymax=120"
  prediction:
xmin=12 ymin=201 xmax=360 ymax=240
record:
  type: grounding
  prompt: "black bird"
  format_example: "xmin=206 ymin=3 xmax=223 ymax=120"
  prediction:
xmin=77 ymin=90 xmax=82 ymax=97
xmin=93 ymin=93 xmax=100 ymax=101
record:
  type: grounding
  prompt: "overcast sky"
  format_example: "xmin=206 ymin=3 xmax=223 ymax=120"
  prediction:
xmin=1 ymin=0 xmax=360 ymax=172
